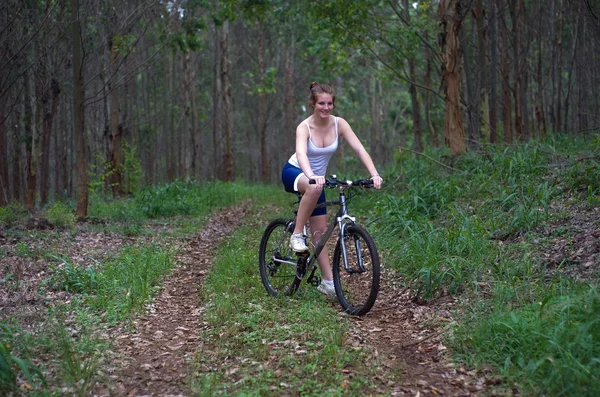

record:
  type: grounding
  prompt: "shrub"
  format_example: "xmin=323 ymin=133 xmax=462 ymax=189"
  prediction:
xmin=45 ymin=201 xmax=76 ymax=228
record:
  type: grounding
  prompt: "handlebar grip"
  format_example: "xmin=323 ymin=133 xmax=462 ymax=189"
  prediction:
xmin=359 ymin=179 xmax=374 ymax=188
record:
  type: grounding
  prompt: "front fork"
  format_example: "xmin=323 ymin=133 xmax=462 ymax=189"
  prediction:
xmin=339 ymin=221 xmax=366 ymax=273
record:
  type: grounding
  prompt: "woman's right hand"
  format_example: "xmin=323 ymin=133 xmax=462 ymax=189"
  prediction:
xmin=308 ymin=175 xmax=326 ymax=188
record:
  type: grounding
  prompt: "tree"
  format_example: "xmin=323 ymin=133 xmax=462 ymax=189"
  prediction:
xmin=72 ymin=0 xmax=88 ymax=218
xmin=438 ymin=0 xmax=466 ymax=156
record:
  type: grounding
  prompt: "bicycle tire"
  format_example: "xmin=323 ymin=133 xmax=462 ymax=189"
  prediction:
xmin=332 ymin=225 xmax=380 ymax=316
xmin=259 ymin=218 xmax=300 ymax=297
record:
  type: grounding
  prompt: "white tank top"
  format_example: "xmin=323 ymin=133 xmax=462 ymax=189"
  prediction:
xmin=288 ymin=117 xmax=339 ymax=176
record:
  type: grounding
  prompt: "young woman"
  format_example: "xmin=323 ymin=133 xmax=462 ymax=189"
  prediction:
xmin=281 ymin=82 xmax=383 ymax=296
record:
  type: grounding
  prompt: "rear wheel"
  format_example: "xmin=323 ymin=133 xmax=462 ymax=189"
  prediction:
xmin=259 ymin=219 xmax=300 ymax=296
xmin=332 ymin=225 xmax=380 ymax=315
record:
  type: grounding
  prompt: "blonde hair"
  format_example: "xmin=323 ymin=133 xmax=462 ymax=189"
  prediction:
xmin=308 ymin=81 xmax=335 ymax=108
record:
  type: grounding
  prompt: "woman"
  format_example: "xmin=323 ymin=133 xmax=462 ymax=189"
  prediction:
xmin=281 ymin=82 xmax=383 ymax=296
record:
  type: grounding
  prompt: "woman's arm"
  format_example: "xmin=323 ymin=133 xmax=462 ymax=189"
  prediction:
xmin=338 ymin=117 xmax=383 ymax=189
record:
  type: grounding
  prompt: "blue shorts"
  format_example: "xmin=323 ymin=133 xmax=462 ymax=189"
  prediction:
xmin=281 ymin=162 xmax=326 ymax=217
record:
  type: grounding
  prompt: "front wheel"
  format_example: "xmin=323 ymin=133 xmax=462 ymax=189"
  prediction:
xmin=332 ymin=225 xmax=380 ymax=316
xmin=259 ymin=218 xmax=300 ymax=297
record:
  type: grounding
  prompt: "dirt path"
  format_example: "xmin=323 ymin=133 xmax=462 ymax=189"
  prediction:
xmin=93 ymin=201 xmax=483 ymax=396
xmin=346 ymin=266 xmax=484 ymax=396
xmin=94 ymin=202 xmax=250 ymax=396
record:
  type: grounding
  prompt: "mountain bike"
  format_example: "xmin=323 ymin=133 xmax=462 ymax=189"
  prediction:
xmin=259 ymin=175 xmax=380 ymax=316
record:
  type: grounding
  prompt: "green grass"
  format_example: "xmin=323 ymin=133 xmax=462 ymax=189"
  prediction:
xmin=191 ymin=217 xmax=388 ymax=395
xmin=369 ymin=135 xmax=600 ymax=395
xmin=1 ymin=137 xmax=598 ymax=395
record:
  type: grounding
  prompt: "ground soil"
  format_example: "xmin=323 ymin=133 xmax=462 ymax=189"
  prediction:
xmin=1 ymin=198 xmax=598 ymax=396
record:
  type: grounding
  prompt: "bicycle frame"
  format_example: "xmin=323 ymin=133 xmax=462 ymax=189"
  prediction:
xmin=299 ymin=185 xmax=366 ymax=280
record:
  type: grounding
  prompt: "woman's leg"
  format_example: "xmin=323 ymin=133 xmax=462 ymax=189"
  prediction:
xmin=293 ymin=176 xmax=323 ymax=235
xmin=308 ymin=214 xmax=332 ymax=281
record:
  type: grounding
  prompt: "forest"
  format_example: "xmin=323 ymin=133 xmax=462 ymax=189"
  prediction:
xmin=1 ymin=0 xmax=600 ymax=395
xmin=1 ymin=0 xmax=599 ymax=213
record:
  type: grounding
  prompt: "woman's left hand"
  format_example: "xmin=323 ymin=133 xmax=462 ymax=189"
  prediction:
xmin=371 ymin=174 xmax=383 ymax=190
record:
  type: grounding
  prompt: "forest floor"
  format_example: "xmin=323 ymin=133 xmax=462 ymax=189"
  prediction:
xmin=1 ymin=196 xmax=598 ymax=396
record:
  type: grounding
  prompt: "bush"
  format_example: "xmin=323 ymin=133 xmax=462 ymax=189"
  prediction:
xmin=0 ymin=203 xmax=28 ymax=227
xmin=45 ymin=201 xmax=76 ymax=228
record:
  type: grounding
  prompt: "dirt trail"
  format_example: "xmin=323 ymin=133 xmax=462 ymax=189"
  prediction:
xmin=94 ymin=202 xmax=250 ymax=396
xmin=346 ymin=267 xmax=484 ymax=396
xmin=92 ymin=201 xmax=483 ymax=396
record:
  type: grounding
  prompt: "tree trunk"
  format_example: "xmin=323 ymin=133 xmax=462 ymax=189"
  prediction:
xmin=563 ymin=11 xmax=579 ymax=134
xmin=475 ymin=0 xmax=490 ymax=142
xmin=556 ymin=0 xmax=564 ymax=133
xmin=535 ymin=13 xmax=547 ymax=139
xmin=220 ymin=19 xmax=234 ymax=181
xmin=499 ymin=0 xmax=512 ymax=143
xmin=460 ymin=26 xmax=476 ymax=147
xmin=424 ymin=31 xmax=439 ymax=147
xmin=489 ymin=1 xmax=498 ymax=143
xmin=24 ymin=67 xmax=39 ymax=211
xmin=39 ymin=79 xmax=60 ymax=204
xmin=183 ymin=52 xmax=193 ymax=180
xmin=404 ymin=0 xmax=422 ymax=152
xmin=438 ymin=0 xmax=466 ymax=157
xmin=72 ymin=0 xmax=88 ymax=219
xmin=212 ymin=23 xmax=222 ymax=181
xmin=257 ymin=19 xmax=269 ymax=183
xmin=510 ymin=0 xmax=525 ymax=141
xmin=109 ymin=42 xmax=122 ymax=197
xmin=0 ymin=89 xmax=8 ymax=205
xmin=283 ymin=30 xmax=296 ymax=166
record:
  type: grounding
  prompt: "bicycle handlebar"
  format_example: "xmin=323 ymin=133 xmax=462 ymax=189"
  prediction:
xmin=308 ymin=175 xmax=374 ymax=188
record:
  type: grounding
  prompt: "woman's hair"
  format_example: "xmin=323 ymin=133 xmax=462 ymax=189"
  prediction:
xmin=308 ymin=81 xmax=335 ymax=108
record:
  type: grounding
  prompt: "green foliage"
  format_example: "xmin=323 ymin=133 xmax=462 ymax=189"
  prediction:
xmin=0 ymin=324 xmax=45 ymax=393
xmin=45 ymin=313 xmax=103 ymax=394
xmin=47 ymin=255 xmax=100 ymax=294
xmin=0 ymin=202 xmax=28 ymax=227
xmin=134 ymin=180 xmax=257 ymax=218
xmin=15 ymin=241 xmax=34 ymax=258
xmin=121 ymin=141 xmax=144 ymax=195
xmin=46 ymin=246 xmax=173 ymax=321
xmin=44 ymin=201 xmax=76 ymax=228
xmin=87 ymin=141 xmax=143 ymax=197
xmin=452 ymin=286 xmax=600 ymax=395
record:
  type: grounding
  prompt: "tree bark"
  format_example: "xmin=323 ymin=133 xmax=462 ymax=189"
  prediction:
xmin=460 ymin=25 xmax=476 ymax=147
xmin=403 ymin=0 xmax=422 ymax=152
xmin=499 ymin=0 xmax=512 ymax=143
xmin=475 ymin=0 xmax=490 ymax=142
xmin=72 ymin=0 xmax=88 ymax=218
xmin=489 ymin=1 xmax=498 ymax=143
xmin=220 ymin=19 xmax=234 ymax=181
xmin=0 ymin=88 xmax=8 ymax=206
xmin=257 ymin=19 xmax=269 ymax=183
xmin=438 ymin=0 xmax=466 ymax=157
xmin=424 ymin=31 xmax=439 ymax=148
xmin=509 ymin=0 xmax=525 ymax=141
xmin=39 ymin=79 xmax=60 ymax=204
xmin=24 ymin=66 xmax=39 ymax=211
xmin=108 ymin=41 xmax=122 ymax=196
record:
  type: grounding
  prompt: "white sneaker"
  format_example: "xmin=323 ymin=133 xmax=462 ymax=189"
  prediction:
xmin=290 ymin=233 xmax=308 ymax=252
xmin=317 ymin=281 xmax=336 ymax=297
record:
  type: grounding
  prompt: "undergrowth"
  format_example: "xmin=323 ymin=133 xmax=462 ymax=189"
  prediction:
xmin=370 ymin=135 xmax=600 ymax=395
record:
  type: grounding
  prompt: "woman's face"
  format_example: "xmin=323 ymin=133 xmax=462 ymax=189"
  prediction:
xmin=313 ymin=94 xmax=334 ymax=119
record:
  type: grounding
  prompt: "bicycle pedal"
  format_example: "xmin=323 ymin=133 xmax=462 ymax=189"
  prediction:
xmin=309 ymin=276 xmax=321 ymax=287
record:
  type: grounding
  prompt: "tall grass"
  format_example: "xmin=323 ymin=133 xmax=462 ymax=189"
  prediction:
xmin=371 ymin=136 xmax=600 ymax=395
